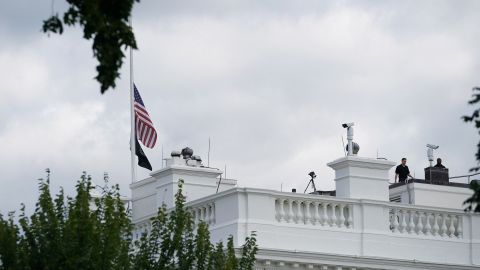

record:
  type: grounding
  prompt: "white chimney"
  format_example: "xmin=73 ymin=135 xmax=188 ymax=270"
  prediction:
xmin=130 ymin=147 xmax=237 ymax=224
xmin=327 ymin=156 xmax=395 ymax=201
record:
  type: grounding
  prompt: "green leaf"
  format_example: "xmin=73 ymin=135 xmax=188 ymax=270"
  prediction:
xmin=42 ymin=0 xmax=138 ymax=93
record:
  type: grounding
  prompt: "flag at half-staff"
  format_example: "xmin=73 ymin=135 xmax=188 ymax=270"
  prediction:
xmin=135 ymin=136 xmax=152 ymax=170
xmin=134 ymin=84 xmax=157 ymax=148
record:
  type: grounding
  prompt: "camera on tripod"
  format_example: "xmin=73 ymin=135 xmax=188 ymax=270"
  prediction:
xmin=304 ymin=171 xmax=317 ymax=193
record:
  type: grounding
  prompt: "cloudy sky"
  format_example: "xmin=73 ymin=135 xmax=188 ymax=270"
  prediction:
xmin=1 ymin=0 xmax=479 ymax=214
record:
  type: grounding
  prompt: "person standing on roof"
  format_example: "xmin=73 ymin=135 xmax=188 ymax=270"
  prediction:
xmin=395 ymin=158 xmax=413 ymax=183
xmin=434 ymin=158 xmax=446 ymax=168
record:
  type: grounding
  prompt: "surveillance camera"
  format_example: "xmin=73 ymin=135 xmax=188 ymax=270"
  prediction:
xmin=308 ymin=171 xmax=316 ymax=179
xmin=426 ymin=144 xmax=439 ymax=149
xmin=342 ymin=123 xmax=354 ymax=128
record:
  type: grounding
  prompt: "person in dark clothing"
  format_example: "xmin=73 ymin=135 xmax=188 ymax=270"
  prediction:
xmin=395 ymin=158 xmax=413 ymax=183
xmin=434 ymin=158 xmax=445 ymax=168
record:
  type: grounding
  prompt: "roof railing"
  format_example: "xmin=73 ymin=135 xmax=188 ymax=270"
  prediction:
xmin=449 ymin=172 xmax=480 ymax=184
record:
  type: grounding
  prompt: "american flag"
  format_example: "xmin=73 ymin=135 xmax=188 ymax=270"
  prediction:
xmin=134 ymin=84 xmax=157 ymax=148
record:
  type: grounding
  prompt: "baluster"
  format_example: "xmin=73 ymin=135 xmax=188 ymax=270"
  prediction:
xmin=408 ymin=210 xmax=415 ymax=234
xmin=456 ymin=216 xmax=463 ymax=238
xmin=204 ymin=207 xmax=210 ymax=224
xmin=203 ymin=207 xmax=208 ymax=222
xmin=415 ymin=211 xmax=424 ymax=235
xmin=197 ymin=207 xmax=202 ymax=223
xmin=440 ymin=213 xmax=447 ymax=237
xmin=203 ymin=204 xmax=210 ymax=224
xmin=313 ymin=202 xmax=320 ymax=225
xmin=295 ymin=201 xmax=303 ymax=224
xmin=190 ymin=209 xmax=194 ymax=221
xmin=400 ymin=209 xmax=407 ymax=233
xmin=207 ymin=206 xmax=211 ymax=223
xmin=392 ymin=209 xmax=399 ymax=233
xmin=321 ymin=203 xmax=328 ymax=226
xmin=198 ymin=208 xmax=203 ymax=223
xmin=198 ymin=207 xmax=205 ymax=222
xmin=275 ymin=199 xmax=279 ymax=221
xmin=293 ymin=201 xmax=298 ymax=223
xmin=194 ymin=208 xmax=200 ymax=224
xmin=424 ymin=212 xmax=432 ymax=236
xmin=432 ymin=213 xmax=440 ymax=236
xmin=304 ymin=201 xmax=311 ymax=224
xmin=346 ymin=205 xmax=353 ymax=228
xmin=203 ymin=207 xmax=209 ymax=223
xmin=195 ymin=207 xmax=202 ymax=221
xmin=338 ymin=204 xmax=345 ymax=228
xmin=448 ymin=215 xmax=456 ymax=237
xmin=330 ymin=203 xmax=337 ymax=227
xmin=277 ymin=199 xmax=285 ymax=222
xmin=287 ymin=199 xmax=294 ymax=223
xmin=210 ymin=203 xmax=215 ymax=224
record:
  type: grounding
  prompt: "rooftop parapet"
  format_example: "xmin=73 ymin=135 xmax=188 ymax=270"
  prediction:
xmin=182 ymin=187 xmax=480 ymax=268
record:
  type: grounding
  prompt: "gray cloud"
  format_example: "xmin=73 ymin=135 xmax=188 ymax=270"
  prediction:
xmin=0 ymin=0 xmax=479 ymax=214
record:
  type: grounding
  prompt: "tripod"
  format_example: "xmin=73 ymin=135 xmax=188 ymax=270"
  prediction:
xmin=304 ymin=171 xmax=317 ymax=193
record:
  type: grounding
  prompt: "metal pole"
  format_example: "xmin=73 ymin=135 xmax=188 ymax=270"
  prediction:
xmin=129 ymin=17 xmax=137 ymax=184
xmin=208 ymin=137 xmax=211 ymax=167
xmin=347 ymin=127 xmax=353 ymax=156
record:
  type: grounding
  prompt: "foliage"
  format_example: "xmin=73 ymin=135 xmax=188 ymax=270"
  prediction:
xmin=464 ymin=180 xmax=480 ymax=213
xmin=463 ymin=87 xmax=480 ymax=171
xmin=132 ymin=179 xmax=258 ymax=270
xmin=463 ymin=86 xmax=480 ymax=212
xmin=0 ymin=212 xmax=21 ymax=269
xmin=0 ymin=175 xmax=258 ymax=270
xmin=0 ymin=171 xmax=132 ymax=270
xmin=42 ymin=0 xmax=139 ymax=93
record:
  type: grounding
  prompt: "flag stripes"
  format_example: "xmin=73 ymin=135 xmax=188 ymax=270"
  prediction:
xmin=134 ymin=84 xmax=157 ymax=148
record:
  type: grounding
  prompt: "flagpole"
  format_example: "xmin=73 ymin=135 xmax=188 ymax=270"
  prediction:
xmin=129 ymin=17 xmax=137 ymax=184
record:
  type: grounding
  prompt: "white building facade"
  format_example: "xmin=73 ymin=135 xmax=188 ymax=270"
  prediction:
xmin=130 ymin=149 xmax=480 ymax=270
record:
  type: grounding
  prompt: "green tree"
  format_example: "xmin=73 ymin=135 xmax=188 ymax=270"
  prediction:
xmin=42 ymin=0 xmax=138 ymax=93
xmin=132 ymin=179 xmax=258 ymax=270
xmin=0 ymin=175 xmax=258 ymax=269
xmin=0 ymin=212 xmax=22 ymax=269
xmin=0 ymin=171 xmax=132 ymax=270
xmin=463 ymin=86 xmax=480 ymax=212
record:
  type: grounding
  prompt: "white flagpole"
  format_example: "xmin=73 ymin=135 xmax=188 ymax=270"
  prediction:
xmin=129 ymin=17 xmax=137 ymax=184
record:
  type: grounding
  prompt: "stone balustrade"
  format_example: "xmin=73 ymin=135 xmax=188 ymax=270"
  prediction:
xmin=389 ymin=205 xmax=463 ymax=238
xmin=189 ymin=202 xmax=216 ymax=225
xmin=181 ymin=187 xmax=479 ymax=266
xmin=133 ymin=221 xmax=151 ymax=241
xmin=275 ymin=197 xmax=353 ymax=229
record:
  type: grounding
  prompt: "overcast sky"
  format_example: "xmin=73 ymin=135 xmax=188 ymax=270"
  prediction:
xmin=1 ymin=0 xmax=479 ymax=214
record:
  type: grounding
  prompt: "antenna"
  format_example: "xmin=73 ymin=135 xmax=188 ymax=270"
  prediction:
xmin=208 ymin=137 xmax=211 ymax=167
xmin=224 ymin=164 xmax=227 ymax=180
xmin=341 ymin=136 xmax=347 ymax=156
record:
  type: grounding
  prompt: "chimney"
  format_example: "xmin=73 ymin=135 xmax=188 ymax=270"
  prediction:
xmin=131 ymin=147 xmax=237 ymax=216
xmin=327 ymin=156 xmax=395 ymax=201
